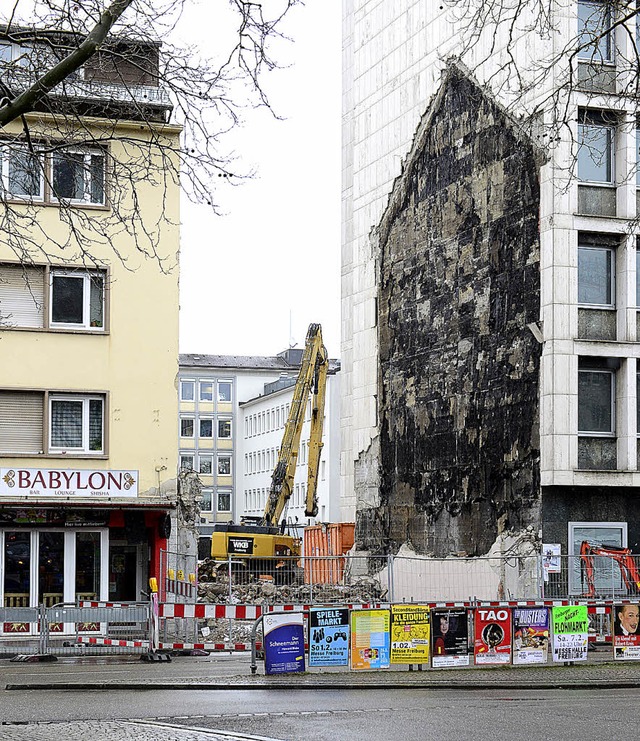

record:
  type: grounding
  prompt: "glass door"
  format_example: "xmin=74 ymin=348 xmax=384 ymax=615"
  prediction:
xmin=3 ymin=532 xmax=31 ymax=607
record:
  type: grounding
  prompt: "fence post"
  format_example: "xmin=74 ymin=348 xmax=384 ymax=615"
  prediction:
xmin=387 ymin=553 xmax=394 ymax=603
xmin=39 ymin=604 xmax=48 ymax=656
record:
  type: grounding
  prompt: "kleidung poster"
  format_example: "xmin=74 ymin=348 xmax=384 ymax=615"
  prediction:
xmin=390 ymin=605 xmax=430 ymax=665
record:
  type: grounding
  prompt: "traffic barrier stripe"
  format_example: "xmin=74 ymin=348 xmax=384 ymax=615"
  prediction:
xmin=76 ymin=636 xmax=148 ymax=649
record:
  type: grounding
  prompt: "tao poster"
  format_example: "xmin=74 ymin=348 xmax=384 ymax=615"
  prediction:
xmin=513 ymin=607 xmax=549 ymax=665
xmin=552 ymin=605 xmax=588 ymax=663
xmin=309 ymin=607 xmax=350 ymax=667
xmin=431 ymin=608 xmax=470 ymax=668
xmin=350 ymin=609 xmax=390 ymax=670
xmin=263 ymin=612 xmax=305 ymax=675
xmin=390 ymin=605 xmax=430 ymax=665
xmin=474 ymin=607 xmax=512 ymax=665
xmin=613 ymin=603 xmax=640 ymax=660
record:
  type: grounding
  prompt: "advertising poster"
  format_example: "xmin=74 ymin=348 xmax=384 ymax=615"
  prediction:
xmin=309 ymin=607 xmax=350 ymax=667
xmin=431 ymin=608 xmax=470 ymax=668
xmin=613 ymin=603 xmax=640 ymax=660
xmin=542 ymin=544 xmax=561 ymax=579
xmin=350 ymin=609 xmax=390 ymax=670
xmin=513 ymin=607 xmax=549 ymax=665
xmin=552 ymin=605 xmax=588 ymax=662
xmin=390 ymin=605 xmax=430 ymax=665
xmin=474 ymin=607 xmax=512 ymax=665
xmin=263 ymin=612 xmax=305 ymax=675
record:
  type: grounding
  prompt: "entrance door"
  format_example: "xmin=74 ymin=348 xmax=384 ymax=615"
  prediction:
xmin=108 ymin=543 xmax=142 ymax=601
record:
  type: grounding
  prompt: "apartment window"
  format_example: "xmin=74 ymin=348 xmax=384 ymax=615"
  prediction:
xmin=577 ymin=0 xmax=613 ymax=62
xmin=179 ymin=454 xmax=194 ymax=471
xmin=569 ymin=521 xmax=626 ymax=594
xmin=578 ymin=111 xmax=615 ymax=183
xmin=0 ymin=391 xmax=44 ymax=453
xmin=199 ymin=455 xmax=213 ymax=475
xmin=218 ymin=456 xmax=231 ymax=475
xmin=199 ymin=418 xmax=213 ymax=438
xmin=218 ymin=419 xmax=232 ymax=438
xmin=52 ymin=149 xmax=105 ymax=205
xmin=200 ymin=488 xmax=213 ymax=512
xmin=218 ymin=490 xmax=231 ymax=512
xmin=50 ymin=270 xmax=104 ymax=329
xmin=180 ymin=418 xmax=194 ymax=438
xmin=49 ymin=395 xmax=104 ymax=453
xmin=218 ymin=381 xmax=232 ymax=402
xmin=0 ymin=143 xmax=43 ymax=199
xmin=578 ymin=245 xmax=614 ymax=306
xmin=180 ymin=380 xmax=195 ymax=402
xmin=200 ymin=381 xmax=213 ymax=402
xmin=578 ymin=368 xmax=614 ymax=434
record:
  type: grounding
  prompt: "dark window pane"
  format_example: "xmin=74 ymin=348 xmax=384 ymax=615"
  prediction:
xmin=4 ymin=531 xmax=30 ymax=606
xmin=90 ymin=154 xmax=105 ymax=203
xmin=8 ymin=148 xmax=41 ymax=196
xmin=38 ymin=532 xmax=64 ymax=605
xmin=578 ymin=0 xmax=612 ymax=61
xmin=199 ymin=419 xmax=213 ymax=437
xmin=217 ymin=491 xmax=231 ymax=512
xmin=218 ymin=420 xmax=231 ymax=438
xmin=53 ymin=152 xmax=84 ymax=199
xmin=89 ymin=275 xmax=104 ymax=327
xmin=89 ymin=399 xmax=103 ymax=451
xmin=51 ymin=399 xmax=83 ymax=447
xmin=52 ymin=275 xmax=84 ymax=324
xmin=180 ymin=418 xmax=194 ymax=437
xmin=578 ymin=123 xmax=613 ymax=182
xmin=578 ymin=371 xmax=613 ymax=432
xmin=218 ymin=457 xmax=231 ymax=475
xmin=578 ymin=247 xmax=612 ymax=304
xmin=199 ymin=456 xmax=212 ymax=474
xmin=218 ymin=382 xmax=231 ymax=402
xmin=201 ymin=489 xmax=212 ymax=511
xmin=76 ymin=532 xmax=100 ymax=600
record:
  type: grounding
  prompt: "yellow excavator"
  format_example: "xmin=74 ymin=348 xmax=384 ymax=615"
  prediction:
xmin=210 ymin=323 xmax=328 ymax=583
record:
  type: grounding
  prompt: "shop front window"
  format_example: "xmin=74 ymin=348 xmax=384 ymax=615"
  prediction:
xmin=4 ymin=532 xmax=30 ymax=607
xmin=38 ymin=532 xmax=64 ymax=607
xmin=76 ymin=531 xmax=100 ymax=601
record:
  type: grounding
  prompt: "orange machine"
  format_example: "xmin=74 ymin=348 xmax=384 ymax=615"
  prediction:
xmin=580 ymin=541 xmax=640 ymax=598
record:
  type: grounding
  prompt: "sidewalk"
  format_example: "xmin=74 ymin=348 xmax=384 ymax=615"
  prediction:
xmin=3 ymin=647 xmax=640 ymax=691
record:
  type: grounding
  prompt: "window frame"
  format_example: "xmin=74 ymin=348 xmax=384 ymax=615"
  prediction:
xmin=198 ymin=454 xmax=213 ymax=476
xmin=51 ymin=147 xmax=106 ymax=206
xmin=179 ymin=380 xmax=195 ymax=402
xmin=578 ymin=110 xmax=616 ymax=185
xmin=569 ymin=521 xmax=627 ymax=595
xmin=179 ymin=417 xmax=195 ymax=438
xmin=578 ymin=244 xmax=615 ymax=308
xmin=49 ymin=269 xmax=105 ymax=331
xmin=217 ymin=380 xmax=232 ymax=403
xmin=0 ymin=142 xmax=44 ymax=201
xmin=48 ymin=393 xmax=105 ymax=455
xmin=200 ymin=488 xmax=213 ymax=512
xmin=199 ymin=417 xmax=214 ymax=439
xmin=217 ymin=455 xmax=231 ymax=476
xmin=578 ymin=367 xmax=615 ymax=436
xmin=217 ymin=489 xmax=232 ymax=513
xmin=179 ymin=454 xmax=194 ymax=471
xmin=577 ymin=0 xmax=614 ymax=63
xmin=199 ymin=380 xmax=214 ymax=402
xmin=217 ymin=418 xmax=232 ymax=439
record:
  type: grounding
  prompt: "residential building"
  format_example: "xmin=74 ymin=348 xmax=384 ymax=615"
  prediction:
xmin=178 ymin=350 xmax=341 ymax=540
xmin=0 ymin=28 xmax=180 ymax=611
xmin=240 ymin=369 xmax=341 ymax=541
xmin=342 ymin=1 xmax=640 ymax=585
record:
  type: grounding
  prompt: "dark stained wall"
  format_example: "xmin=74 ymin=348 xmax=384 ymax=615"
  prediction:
xmin=364 ymin=69 xmax=542 ymax=557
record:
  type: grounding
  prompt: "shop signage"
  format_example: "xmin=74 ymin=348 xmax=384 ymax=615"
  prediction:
xmin=263 ymin=612 xmax=305 ymax=675
xmin=309 ymin=607 xmax=350 ymax=667
xmin=0 ymin=468 xmax=138 ymax=497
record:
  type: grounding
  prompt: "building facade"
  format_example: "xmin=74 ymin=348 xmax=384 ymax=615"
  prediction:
xmin=0 ymin=30 xmax=180 ymax=612
xmin=240 ymin=370 xmax=342 ymax=539
xmin=342 ymin=1 xmax=640 ymax=578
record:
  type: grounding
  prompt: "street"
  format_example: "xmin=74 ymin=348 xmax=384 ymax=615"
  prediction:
xmin=0 ymin=686 xmax=638 ymax=740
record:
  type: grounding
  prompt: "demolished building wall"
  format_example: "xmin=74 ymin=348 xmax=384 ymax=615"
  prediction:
xmin=357 ymin=68 xmax=543 ymax=557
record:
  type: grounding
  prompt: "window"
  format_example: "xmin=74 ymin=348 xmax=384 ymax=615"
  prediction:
xmin=0 ymin=391 xmax=44 ymax=453
xmin=180 ymin=380 xmax=195 ymax=402
xmin=217 ymin=490 xmax=231 ymax=512
xmin=0 ymin=264 xmax=45 ymax=328
xmin=578 ymin=111 xmax=615 ymax=183
xmin=179 ymin=454 xmax=194 ymax=471
xmin=577 ymin=0 xmax=613 ymax=62
xmin=50 ymin=270 xmax=104 ymax=329
xmin=578 ymin=368 xmax=614 ymax=434
xmin=199 ymin=455 xmax=213 ymax=475
xmin=52 ymin=149 xmax=105 ymax=205
xmin=200 ymin=488 xmax=213 ymax=512
xmin=49 ymin=395 xmax=104 ymax=453
xmin=180 ymin=418 xmax=194 ymax=438
xmin=199 ymin=381 xmax=213 ymax=402
xmin=0 ymin=143 xmax=43 ymax=199
xmin=578 ymin=245 xmax=614 ymax=306
xmin=569 ymin=521 xmax=627 ymax=594
xmin=199 ymin=418 xmax=213 ymax=438
xmin=218 ymin=381 xmax=232 ymax=402
xmin=218 ymin=456 xmax=231 ymax=475
xmin=218 ymin=419 xmax=232 ymax=438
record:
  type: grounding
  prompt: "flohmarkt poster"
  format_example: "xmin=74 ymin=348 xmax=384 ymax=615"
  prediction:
xmin=309 ymin=607 xmax=350 ymax=667
xmin=390 ymin=605 xmax=430 ymax=664
xmin=552 ymin=605 xmax=588 ymax=662
xmin=350 ymin=609 xmax=390 ymax=670
xmin=513 ymin=607 xmax=550 ymax=665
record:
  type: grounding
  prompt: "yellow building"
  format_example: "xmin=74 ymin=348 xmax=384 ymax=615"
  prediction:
xmin=0 ymin=30 xmax=179 ymax=611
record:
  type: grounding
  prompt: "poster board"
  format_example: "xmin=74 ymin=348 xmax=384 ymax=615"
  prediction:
xmin=474 ymin=607 xmax=512 ymax=665
xmin=513 ymin=607 xmax=549 ymax=665
xmin=552 ymin=605 xmax=588 ymax=663
xmin=263 ymin=612 xmax=305 ymax=675
xmin=350 ymin=609 xmax=390 ymax=670
xmin=431 ymin=607 xmax=470 ymax=668
xmin=390 ymin=605 xmax=430 ymax=665
xmin=613 ymin=603 xmax=640 ymax=660
xmin=309 ymin=607 xmax=350 ymax=667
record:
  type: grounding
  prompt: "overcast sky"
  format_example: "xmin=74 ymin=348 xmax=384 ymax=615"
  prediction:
xmin=178 ymin=1 xmax=342 ymax=360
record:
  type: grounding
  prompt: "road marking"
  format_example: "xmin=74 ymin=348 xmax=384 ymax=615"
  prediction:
xmin=126 ymin=719 xmax=285 ymax=740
